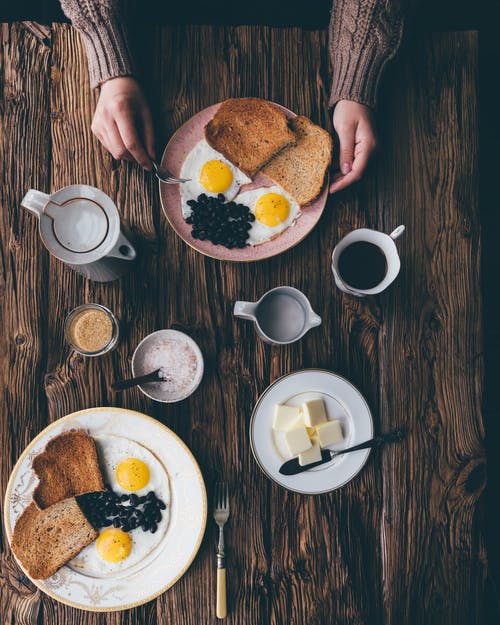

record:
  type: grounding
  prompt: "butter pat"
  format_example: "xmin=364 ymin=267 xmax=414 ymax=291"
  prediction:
xmin=284 ymin=426 xmax=312 ymax=456
xmin=298 ymin=441 xmax=323 ymax=466
xmin=316 ymin=420 xmax=343 ymax=448
xmin=273 ymin=404 xmax=303 ymax=431
xmin=302 ymin=399 xmax=327 ymax=427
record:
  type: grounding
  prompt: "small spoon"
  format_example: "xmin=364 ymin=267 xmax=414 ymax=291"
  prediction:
xmin=111 ymin=367 xmax=170 ymax=392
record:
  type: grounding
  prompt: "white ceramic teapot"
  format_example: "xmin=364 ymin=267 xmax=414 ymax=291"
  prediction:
xmin=21 ymin=184 xmax=136 ymax=282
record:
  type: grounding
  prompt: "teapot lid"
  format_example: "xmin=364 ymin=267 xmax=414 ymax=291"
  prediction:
xmin=47 ymin=197 xmax=109 ymax=253
xmin=38 ymin=185 xmax=120 ymax=264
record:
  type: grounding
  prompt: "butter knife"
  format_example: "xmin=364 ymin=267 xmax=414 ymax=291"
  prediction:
xmin=278 ymin=429 xmax=406 ymax=476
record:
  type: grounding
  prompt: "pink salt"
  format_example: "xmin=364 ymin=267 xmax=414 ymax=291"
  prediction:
xmin=138 ymin=337 xmax=200 ymax=399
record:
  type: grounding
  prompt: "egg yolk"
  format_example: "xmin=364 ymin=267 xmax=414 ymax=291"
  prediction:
xmin=254 ymin=193 xmax=290 ymax=226
xmin=96 ymin=528 xmax=131 ymax=563
xmin=116 ymin=457 xmax=150 ymax=491
xmin=199 ymin=160 xmax=233 ymax=193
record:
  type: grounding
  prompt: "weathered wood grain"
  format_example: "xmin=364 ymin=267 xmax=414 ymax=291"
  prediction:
xmin=0 ymin=21 xmax=484 ymax=625
xmin=376 ymin=31 xmax=485 ymax=625
xmin=0 ymin=22 xmax=52 ymax=625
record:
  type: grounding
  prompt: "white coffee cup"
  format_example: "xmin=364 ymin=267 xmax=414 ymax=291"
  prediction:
xmin=331 ymin=225 xmax=405 ymax=296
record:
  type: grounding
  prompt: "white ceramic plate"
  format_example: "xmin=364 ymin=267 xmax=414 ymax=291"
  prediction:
xmin=250 ymin=369 xmax=373 ymax=494
xmin=4 ymin=408 xmax=207 ymax=611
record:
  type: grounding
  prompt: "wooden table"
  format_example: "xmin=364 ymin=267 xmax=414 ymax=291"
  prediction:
xmin=0 ymin=22 xmax=485 ymax=625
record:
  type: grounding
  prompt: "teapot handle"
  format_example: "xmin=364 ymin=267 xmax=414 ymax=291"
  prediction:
xmin=233 ymin=301 xmax=258 ymax=321
xmin=107 ymin=232 xmax=137 ymax=261
xmin=21 ymin=189 xmax=50 ymax=219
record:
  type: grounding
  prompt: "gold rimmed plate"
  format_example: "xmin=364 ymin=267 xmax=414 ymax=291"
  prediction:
xmin=4 ymin=408 xmax=207 ymax=612
xmin=159 ymin=102 xmax=329 ymax=262
xmin=250 ymin=369 xmax=374 ymax=494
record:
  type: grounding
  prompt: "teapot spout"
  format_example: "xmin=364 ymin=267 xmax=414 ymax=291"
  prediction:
xmin=21 ymin=189 xmax=50 ymax=219
xmin=233 ymin=300 xmax=258 ymax=321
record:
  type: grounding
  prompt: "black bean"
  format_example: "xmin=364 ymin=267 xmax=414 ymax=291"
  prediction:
xmin=129 ymin=494 xmax=139 ymax=506
xmin=120 ymin=494 xmax=129 ymax=502
xmin=157 ymin=500 xmax=166 ymax=510
xmin=147 ymin=492 xmax=156 ymax=500
xmin=150 ymin=523 xmax=158 ymax=534
xmin=129 ymin=518 xmax=139 ymax=530
xmin=121 ymin=524 xmax=130 ymax=532
xmin=154 ymin=510 xmax=162 ymax=523
xmin=103 ymin=518 xmax=113 ymax=527
xmin=112 ymin=517 xmax=121 ymax=528
xmin=141 ymin=523 xmax=149 ymax=532
xmin=138 ymin=496 xmax=147 ymax=504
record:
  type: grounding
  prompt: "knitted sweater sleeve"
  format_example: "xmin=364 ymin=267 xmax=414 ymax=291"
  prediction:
xmin=59 ymin=0 xmax=133 ymax=88
xmin=328 ymin=0 xmax=404 ymax=109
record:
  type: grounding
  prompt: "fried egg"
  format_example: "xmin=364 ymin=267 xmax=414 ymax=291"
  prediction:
xmin=69 ymin=435 xmax=170 ymax=578
xmin=180 ymin=139 xmax=251 ymax=217
xmin=236 ymin=185 xmax=301 ymax=245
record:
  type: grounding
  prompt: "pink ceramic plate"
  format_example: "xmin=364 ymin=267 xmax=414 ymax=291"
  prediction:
xmin=159 ymin=102 xmax=329 ymax=262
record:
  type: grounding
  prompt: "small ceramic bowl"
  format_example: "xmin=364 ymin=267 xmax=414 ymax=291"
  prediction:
xmin=65 ymin=304 xmax=119 ymax=357
xmin=132 ymin=329 xmax=204 ymax=403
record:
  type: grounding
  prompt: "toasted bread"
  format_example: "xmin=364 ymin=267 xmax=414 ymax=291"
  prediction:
xmin=262 ymin=116 xmax=333 ymax=206
xmin=33 ymin=430 xmax=105 ymax=509
xmin=11 ymin=499 xmax=97 ymax=579
xmin=204 ymin=98 xmax=295 ymax=177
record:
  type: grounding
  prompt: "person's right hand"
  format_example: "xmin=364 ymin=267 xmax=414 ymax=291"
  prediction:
xmin=91 ymin=77 xmax=155 ymax=170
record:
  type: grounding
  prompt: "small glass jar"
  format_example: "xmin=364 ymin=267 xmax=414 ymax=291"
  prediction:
xmin=65 ymin=304 xmax=119 ymax=357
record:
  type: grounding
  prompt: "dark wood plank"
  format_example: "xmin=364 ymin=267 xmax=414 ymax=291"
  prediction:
xmin=376 ymin=31 xmax=485 ymax=625
xmin=0 ymin=22 xmax=52 ymax=625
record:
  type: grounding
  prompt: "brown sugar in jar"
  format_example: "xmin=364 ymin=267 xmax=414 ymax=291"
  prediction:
xmin=65 ymin=304 xmax=119 ymax=356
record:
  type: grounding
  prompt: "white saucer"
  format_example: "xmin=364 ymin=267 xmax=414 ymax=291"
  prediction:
xmin=250 ymin=369 xmax=374 ymax=494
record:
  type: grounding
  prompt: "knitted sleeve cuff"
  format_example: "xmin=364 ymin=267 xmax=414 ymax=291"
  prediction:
xmin=328 ymin=40 xmax=400 ymax=109
xmin=328 ymin=1 xmax=404 ymax=110
xmin=60 ymin=1 xmax=134 ymax=88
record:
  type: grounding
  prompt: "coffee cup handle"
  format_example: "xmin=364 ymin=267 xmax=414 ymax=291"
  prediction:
xmin=107 ymin=233 xmax=137 ymax=261
xmin=389 ymin=225 xmax=405 ymax=240
xmin=233 ymin=301 xmax=258 ymax=321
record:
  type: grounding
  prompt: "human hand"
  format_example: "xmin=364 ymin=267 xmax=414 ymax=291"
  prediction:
xmin=329 ymin=100 xmax=377 ymax=193
xmin=91 ymin=77 xmax=155 ymax=170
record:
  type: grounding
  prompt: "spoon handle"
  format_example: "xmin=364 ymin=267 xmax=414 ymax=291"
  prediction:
xmin=111 ymin=369 xmax=160 ymax=392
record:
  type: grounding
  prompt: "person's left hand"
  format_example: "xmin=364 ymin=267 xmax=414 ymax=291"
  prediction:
xmin=329 ymin=100 xmax=377 ymax=194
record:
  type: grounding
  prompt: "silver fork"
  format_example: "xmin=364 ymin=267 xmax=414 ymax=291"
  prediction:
xmin=151 ymin=159 xmax=191 ymax=184
xmin=213 ymin=481 xmax=229 ymax=619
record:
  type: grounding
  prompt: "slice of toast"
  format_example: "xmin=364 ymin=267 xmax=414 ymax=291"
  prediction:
xmin=11 ymin=499 xmax=97 ymax=579
xmin=33 ymin=430 xmax=105 ymax=509
xmin=204 ymin=98 xmax=296 ymax=178
xmin=262 ymin=116 xmax=333 ymax=206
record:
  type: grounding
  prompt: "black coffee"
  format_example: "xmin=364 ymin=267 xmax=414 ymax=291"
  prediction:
xmin=338 ymin=241 xmax=387 ymax=290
